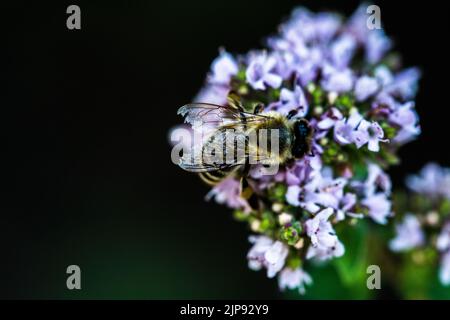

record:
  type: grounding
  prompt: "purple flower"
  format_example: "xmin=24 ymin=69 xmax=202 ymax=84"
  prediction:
xmin=247 ymin=236 xmax=288 ymax=278
xmin=346 ymin=3 xmax=370 ymax=42
xmin=279 ymin=8 xmax=341 ymax=45
xmin=246 ymin=52 xmax=283 ymax=90
xmin=385 ymin=67 xmax=421 ymax=100
xmin=285 ymin=157 xmax=319 ymax=186
xmin=354 ymin=120 xmax=388 ymax=152
xmin=374 ymin=65 xmax=394 ymax=87
xmin=406 ymin=163 xmax=450 ymax=199
xmin=333 ymin=111 xmax=364 ymax=145
xmin=206 ymin=177 xmax=251 ymax=212
xmin=389 ymin=214 xmax=425 ymax=252
xmin=272 ymin=51 xmax=296 ymax=80
xmin=295 ymin=61 xmax=321 ymax=87
xmin=247 ymin=236 xmax=273 ymax=271
xmin=439 ymin=251 xmax=450 ymax=286
xmin=275 ymin=85 xmax=309 ymax=116
xmin=208 ymin=50 xmax=239 ymax=85
xmin=437 ymin=223 xmax=450 ymax=252
xmin=287 ymin=165 xmax=348 ymax=214
xmin=346 ymin=4 xmax=391 ymax=64
xmin=389 ymin=102 xmax=418 ymax=126
xmin=365 ymin=30 xmax=392 ymax=64
xmin=303 ymin=168 xmax=347 ymax=212
xmin=437 ymin=223 xmax=450 ymax=285
xmin=330 ymin=35 xmax=357 ymax=69
xmin=364 ymin=163 xmax=392 ymax=196
xmin=336 ymin=193 xmax=363 ymax=221
xmin=373 ymin=90 xmax=398 ymax=111
xmin=333 ymin=111 xmax=387 ymax=151
xmin=314 ymin=12 xmax=342 ymax=42
xmin=194 ymin=84 xmax=229 ymax=105
xmin=306 ymin=239 xmax=345 ymax=261
xmin=305 ymin=208 xmax=345 ymax=260
xmin=389 ymin=102 xmax=421 ymax=144
xmin=286 ymin=185 xmax=302 ymax=207
xmin=393 ymin=123 xmax=421 ymax=145
xmin=362 ymin=193 xmax=392 ymax=224
xmin=317 ymin=107 xmax=343 ymax=130
xmin=321 ymin=65 xmax=354 ymax=93
xmin=354 ymin=76 xmax=379 ymax=101
xmin=278 ymin=267 xmax=313 ymax=295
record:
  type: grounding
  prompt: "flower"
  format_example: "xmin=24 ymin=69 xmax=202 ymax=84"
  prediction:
xmin=437 ymin=223 xmax=450 ymax=252
xmin=437 ymin=222 xmax=450 ymax=285
xmin=208 ymin=49 xmax=239 ymax=85
xmin=336 ymin=193 xmax=362 ymax=221
xmin=362 ymin=193 xmax=392 ymax=224
xmin=364 ymin=163 xmax=392 ymax=196
xmin=389 ymin=102 xmax=421 ymax=144
xmin=385 ymin=67 xmax=421 ymax=100
xmin=286 ymin=185 xmax=302 ymax=207
xmin=436 ymin=221 xmax=450 ymax=285
xmin=392 ymin=164 xmax=450 ymax=287
xmin=206 ymin=177 xmax=251 ymax=212
xmin=330 ymin=34 xmax=356 ymax=69
xmin=174 ymin=3 xmax=421 ymax=294
xmin=247 ymin=236 xmax=288 ymax=278
xmin=285 ymin=157 xmax=318 ymax=186
xmin=354 ymin=76 xmax=379 ymax=102
xmin=275 ymin=85 xmax=309 ymax=116
xmin=354 ymin=120 xmax=388 ymax=152
xmin=194 ymin=84 xmax=229 ymax=105
xmin=278 ymin=267 xmax=313 ymax=294
xmin=321 ymin=65 xmax=354 ymax=93
xmin=305 ymin=208 xmax=345 ymax=260
xmin=439 ymin=251 xmax=450 ymax=285
xmin=389 ymin=214 xmax=425 ymax=252
xmin=317 ymin=107 xmax=343 ymax=130
xmin=346 ymin=3 xmax=391 ymax=64
xmin=333 ymin=111 xmax=364 ymax=145
xmin=406 ymin=163 xmax=450 ymax=199
xmin=246 ymin=52 xmax=282 ymax=90
xmin=302 ymin=168 xmax=347 ymax=212
xmin=332 ymin=111 xmax=388 ymax=152
xmin=365 ymin=30 xmax=392 ymax=64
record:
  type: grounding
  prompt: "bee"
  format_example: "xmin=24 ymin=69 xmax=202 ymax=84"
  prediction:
xmin=176 ymin=95 xmax=314 ymax=192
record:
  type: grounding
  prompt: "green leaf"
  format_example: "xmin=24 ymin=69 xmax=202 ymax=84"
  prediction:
xmin=332 ymin=221 xmax=372 ymax=298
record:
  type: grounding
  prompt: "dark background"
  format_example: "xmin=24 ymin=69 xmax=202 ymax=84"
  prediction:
xmin=2 ymin=0 xmax=449 ymax=298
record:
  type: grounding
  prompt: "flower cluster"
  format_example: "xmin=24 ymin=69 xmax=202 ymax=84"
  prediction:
xmin=184 ymin=4 xmax=421 ymax=294
xmin=390 ymin=163 xmax=450 ymax=285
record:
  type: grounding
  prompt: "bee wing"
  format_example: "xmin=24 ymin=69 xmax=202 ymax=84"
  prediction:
xmin=177 ymin=103 xmax=271 ymax=133
xmin=178 ymin=125 xmax=248 ymax=173
xmin=177 ymin=102 xmax=275 ymax=173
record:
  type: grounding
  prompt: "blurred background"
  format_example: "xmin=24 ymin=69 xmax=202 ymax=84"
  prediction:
xmin=2 ymin=0 xmax=449 ymax=298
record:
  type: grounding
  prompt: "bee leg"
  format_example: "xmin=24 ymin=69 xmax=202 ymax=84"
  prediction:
xmin=287 ymin=109 xmax=298 ymax=119
xmin=309 ymin=150 xmax=315 ymax=157
xmin=239 ymin=159 xmax=253 ymax=199
xmin=240 ymin=175 xmax=263 ymax=211
xmin=227 ymin=91 xmax=244 ymax=111
xmin=253 ymin=103 xmax=264 ymax=114
xmin=285 ymin=158 xmax=296 ymax=168
xmin=240 ymin=176 xmax=253 ymax=199
xmin=198 ymin=171 xmax=223 ymax=186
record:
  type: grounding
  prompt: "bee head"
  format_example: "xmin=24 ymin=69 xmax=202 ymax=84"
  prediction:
xmin=292 ymin=119 xmax=313 ymax=159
